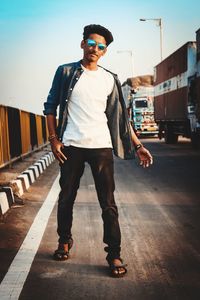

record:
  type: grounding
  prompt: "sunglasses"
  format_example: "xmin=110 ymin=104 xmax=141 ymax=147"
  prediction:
xmin=86 ymin=39 xmax=107 ymax=51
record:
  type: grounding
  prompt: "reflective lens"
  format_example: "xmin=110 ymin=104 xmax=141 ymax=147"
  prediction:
xmin=86 ymin=39 xmax=106 ymax=51
xmin=98 ymin=44 xmax=106 ymax=51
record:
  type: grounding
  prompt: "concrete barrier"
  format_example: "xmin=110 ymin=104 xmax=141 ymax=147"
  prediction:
xmin=0 ymin=152 xmax=55 ymax=216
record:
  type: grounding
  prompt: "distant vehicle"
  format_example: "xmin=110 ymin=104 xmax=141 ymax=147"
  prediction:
xmin=154 ymin=30 xmax=200 ymax=148
xmin=122 ymin=75 xmax=158 ymax=136
xmin=130 ymin=95 xmax=158 ymax=136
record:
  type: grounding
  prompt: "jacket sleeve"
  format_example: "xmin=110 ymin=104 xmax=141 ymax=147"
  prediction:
xmin=43 ymin=66 xmax=63 ymax=116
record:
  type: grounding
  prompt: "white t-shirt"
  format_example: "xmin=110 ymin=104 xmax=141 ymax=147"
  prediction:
xmin=62 ymin=65 xmax=114 ymax=148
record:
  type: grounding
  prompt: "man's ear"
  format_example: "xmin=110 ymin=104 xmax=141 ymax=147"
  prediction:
xmin=80 ymin=40 xmax=85 ymax=49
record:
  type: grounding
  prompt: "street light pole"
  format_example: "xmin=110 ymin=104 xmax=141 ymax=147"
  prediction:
xmin=117 ymin=50 xmax=134 ymax=77
xmin=140 ymin=18 xmax=163 ymax=61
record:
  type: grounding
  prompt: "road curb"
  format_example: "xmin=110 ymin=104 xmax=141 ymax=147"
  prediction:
xmin=0 ymin=152 xmax=55 ymax=217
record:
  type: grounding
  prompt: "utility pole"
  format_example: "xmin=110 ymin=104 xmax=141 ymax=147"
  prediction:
xmin=140 ymin=18 xmax=163 ymax=61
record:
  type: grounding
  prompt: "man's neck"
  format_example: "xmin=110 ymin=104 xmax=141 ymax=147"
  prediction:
xmin=81 ymin=59 xmax=98 ymax=71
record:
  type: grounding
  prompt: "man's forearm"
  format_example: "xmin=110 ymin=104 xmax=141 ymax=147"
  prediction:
xmin=129 ymin=124 xmax=142 ymax=147
xmin=47 ymin=114 xmax=57 ymax=136
xmin=46 ymin=114 xmax=67 ymax=163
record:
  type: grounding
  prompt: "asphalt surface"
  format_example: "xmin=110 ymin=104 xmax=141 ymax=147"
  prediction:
xmin=0 ymin=137 xmax=200 ymax=300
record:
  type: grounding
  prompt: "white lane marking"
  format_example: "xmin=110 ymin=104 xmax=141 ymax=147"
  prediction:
xmin=0 ymin=175 xmax=60 ymax=300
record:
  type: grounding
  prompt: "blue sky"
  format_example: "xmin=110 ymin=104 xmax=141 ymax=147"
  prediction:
xmin=0 ymin=0 xmax=200 ymax=114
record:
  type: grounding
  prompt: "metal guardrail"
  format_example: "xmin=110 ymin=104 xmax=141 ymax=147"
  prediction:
xmin=0 ymin=105 xmax=49 ymax=169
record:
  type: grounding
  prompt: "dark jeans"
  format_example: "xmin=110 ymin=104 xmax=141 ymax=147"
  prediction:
xmin=57 ymin=146 xmax=121 ymax=259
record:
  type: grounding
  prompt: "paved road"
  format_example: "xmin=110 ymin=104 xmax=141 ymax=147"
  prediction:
xmin=0 ymin=138 xmax=200 ymax=300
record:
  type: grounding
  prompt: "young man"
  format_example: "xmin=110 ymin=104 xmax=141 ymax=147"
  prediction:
xmin=43 ymin=24 xmax=153 ymax=277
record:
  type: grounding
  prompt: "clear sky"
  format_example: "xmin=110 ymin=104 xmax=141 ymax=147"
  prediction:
xmin=0 ymin=0 xmax=200 ymax=115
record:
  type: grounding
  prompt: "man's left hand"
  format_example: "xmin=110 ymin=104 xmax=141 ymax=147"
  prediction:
xmin=136 ymin=146 xmax=153 ymax=168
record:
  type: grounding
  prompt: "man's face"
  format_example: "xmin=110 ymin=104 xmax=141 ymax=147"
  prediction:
xmin=81 ymin=33 xmax=107 ymax=63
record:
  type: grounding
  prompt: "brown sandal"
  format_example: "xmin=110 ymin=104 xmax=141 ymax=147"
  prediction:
xmin=53 ymin=240 xmax=73 ymax=261
xmin=107 ymin=258 xmax=128 ymax=278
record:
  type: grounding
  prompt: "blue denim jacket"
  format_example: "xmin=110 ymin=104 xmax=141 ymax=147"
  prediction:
xmin=43 ymin=60 xmax=135 ymax=159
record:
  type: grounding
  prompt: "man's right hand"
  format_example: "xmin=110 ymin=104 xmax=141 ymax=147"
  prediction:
xmin=50 ymin=138 xmax=67 ymax=164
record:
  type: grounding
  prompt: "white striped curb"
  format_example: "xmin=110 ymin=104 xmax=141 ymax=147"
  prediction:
xmin=37 ymin=159 xmax=46 ymax=171
xmin=17 ymin=174 xmax=30 ymax=191
xmin=45 ymin=154 xmax=52 ymax=164
xmin=0 ymin=192 xmax=9 ymax=215
xmin=2 ymin=187 xmax=14 ymax=207
xmin=23 ymin=169 xmax=35 ymax=184
xmin=10 ymin=179 xmax=24 ymax=197
xmin=29 ymin=165 xmax=40 ymax=178
xmin=34 ymin=162 xmax=43 ymax=174
xmin=0 ymin=152 xmax=55 ymax=216
xmin=42 ymin=156 xmax=50 ymax=167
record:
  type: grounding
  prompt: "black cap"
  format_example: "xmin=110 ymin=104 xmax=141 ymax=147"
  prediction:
xmin=83 ymin=24 xmax=114 ymax=46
